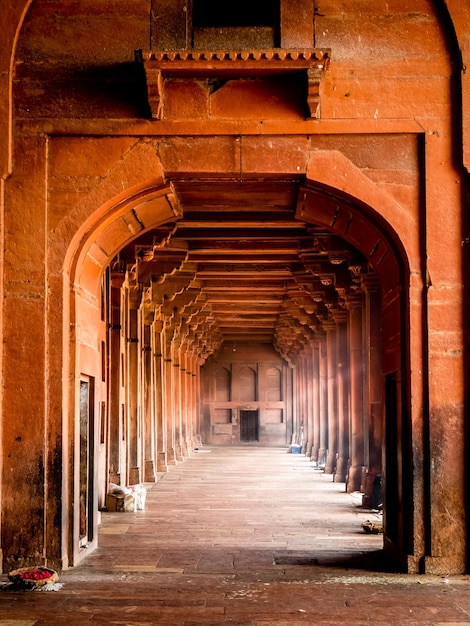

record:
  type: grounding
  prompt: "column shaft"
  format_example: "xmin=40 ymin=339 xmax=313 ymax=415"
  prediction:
xmin=324 ymin=323 xmax=338 ymax=474
xmin=347 ymin=295 xmax=366 ymax=493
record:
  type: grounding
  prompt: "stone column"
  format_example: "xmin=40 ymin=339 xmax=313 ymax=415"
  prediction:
xmin=179 ymin=319 xmax=194 ymax=454
xmin=179 ymin=344 xmax=189 ymax=456
xmin=185 ymin=335 xmax=196 ymax=449
xmin=317 ymin=332 xmax=328 ymax=466
xmin=285 ymin=355 xmax=295 ymax=444
xmin=184 ymin=348 xmax=195 ymax=453
xmin=310 ymin=341 xmax=321 ymax=464
xmin=141 ymin=310 xmax=156 ymax=483
xmin=152 ymin=318 xmax=167 ymax=472
xmin=193 ymin=359 xmax=203 ymax=447
xmin=324 ymin=320 xmax=338 ymax=474
xmin=126 ymin=284 xmax=142 ymax=485
xmin=299 ymin=348 xmax=308 ymax=451
xmin=305 ymin=342 xmax=314 ymax=458
xmin=108 ymin=267 xmax=125 ymax=484
xmin=163 ymin=320 xmax=177 ymax=465
xmin=332 ymin=310 xmax=349 ymax=483
xmin=346 ymin=292 xmax=366 ymax=493
xmin=362 ymin=275 xmax=382 ymax=506
xmin=171 ymin=316 xmax=184 ymax=461
xmin=295 ymin=350 xmax=302 ymax=447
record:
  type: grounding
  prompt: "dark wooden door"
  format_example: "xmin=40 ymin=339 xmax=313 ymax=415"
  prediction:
xmin=240 ymin=410 xmax=259 ymax=442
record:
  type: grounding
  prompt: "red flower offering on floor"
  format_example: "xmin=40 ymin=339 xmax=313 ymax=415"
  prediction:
xmin=8 ymin=567 xmax=59 ymax=588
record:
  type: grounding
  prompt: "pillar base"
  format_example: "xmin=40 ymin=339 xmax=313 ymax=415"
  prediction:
xmin=166 ymin=448 xmax=177 ymax=465
xmin=156 ymin=452 xmax=168 ymax=472
xmin=109 ymin=471 xmax=121 ymax=484
xmin=175 ymin=445 xmax=184 ymax=461
xmin=310 ymin=446 xmax=319 ymax=464
xmin=324 ymin=452 xmax=337 ymax=474
xmin=333 ymin=457 xmax=348 ymax=483
xmin=144 ymin=460 xmax=156 ymax=482
xmin=346 ymin=464 xmax=365 ymax=493
xmin=129 ymin=467 xmax=141 ymax=485
xmin=422 ymin=555 xmax=466 ymax=576
xmin=317 ymin=447 xmax=327 ymax=467
xmin=362 ymin=470 xmax=382 ymax=508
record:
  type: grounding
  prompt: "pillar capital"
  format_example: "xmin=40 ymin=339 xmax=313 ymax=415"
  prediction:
xmin=128 ymin=284 xmax=143 ymax=309
xmin=344 ymin=291 xmax=363 ymax=310
xmin=348 ymin=263 xmax=366 ymax=284
xmin=110 ymin=262 xmax=126 ymax=288
xmin=332 ymin=308 xmax=348 ymax=324
xmin=321 ymin=319 xmax=337 ymax=333
xmin=362 ymin=273 xmax=380 ymax=293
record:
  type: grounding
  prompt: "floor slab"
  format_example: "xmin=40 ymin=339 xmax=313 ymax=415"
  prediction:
xmin=1 ymin=446 xmax=470 ymax=625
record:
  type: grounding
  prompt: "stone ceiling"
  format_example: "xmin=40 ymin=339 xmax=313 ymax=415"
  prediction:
xmin=117 ymin=175 xmax=368 ymax=361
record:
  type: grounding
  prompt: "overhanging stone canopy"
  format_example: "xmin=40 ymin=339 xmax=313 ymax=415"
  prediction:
xmin=116 ymin=175 xmax=369 ymax=365
xmin=137 ymin=48 xmax=331 ymax=119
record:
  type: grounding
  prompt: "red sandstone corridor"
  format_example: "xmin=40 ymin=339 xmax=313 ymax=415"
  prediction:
xmin=1 ymin=447 xmax=469 ymax=625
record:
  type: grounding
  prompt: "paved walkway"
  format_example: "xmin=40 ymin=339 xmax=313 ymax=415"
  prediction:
xmin=1 ymin=446 xmax=470 ymax=625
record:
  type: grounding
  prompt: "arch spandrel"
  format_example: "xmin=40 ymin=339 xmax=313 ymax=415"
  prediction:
xmin=298 ymin=186 xmax=403 ymax=296
xmin=304 ymin=149 xmax=416 ymax=278
xmin=49 ymin=138 xmax=173 ymax=289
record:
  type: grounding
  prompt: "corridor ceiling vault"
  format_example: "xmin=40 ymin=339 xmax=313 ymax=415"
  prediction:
xmin=118 ymin=175 xmax=368 ymax=361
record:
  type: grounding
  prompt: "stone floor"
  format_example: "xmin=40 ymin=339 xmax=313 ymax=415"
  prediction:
xmin=1 ymin=446 xmax=470 ymax=625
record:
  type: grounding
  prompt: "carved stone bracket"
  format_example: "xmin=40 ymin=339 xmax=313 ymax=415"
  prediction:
xmin=136 ymin=48 xmax=330 ymax=120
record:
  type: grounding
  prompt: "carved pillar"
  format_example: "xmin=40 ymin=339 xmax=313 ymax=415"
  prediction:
xmin=181 ymin=323 xmax=197 ymax=454
xmin=152 ymin=318 xmax=167 ymax=472
xmin=290 ymin=348 xmax=301 ymax=444
xmin=126 ymin=284 xmax=142 ymax=485
xmin=141 ymin=309 xmax=156 ymax=483
xmin=324 ymin=320 xmax=338 ymax=474
xmin=185 ymin=333 xmax=197 ymax=448
xmin=310 ymin=341 xmax=321 ymax=464
xmin=300 ymin=349 xmax=308 ymax=452
xmin=108 ymin=267 xmax=125 ymax=484
xmin=346 ymin=292 xmax=366 ymax=493
xmin=182 ymin=348 xmax=194 ymax=453
xmin=171 ymin=315 xmax=184 ymax=461
xmin=193 ymin=359 xmax=203 ymax=447
xmin=179 ymin=344 xmax=188 ymax=456
xmin=317 ymin=332 xmax=328 ymax=466
xmin=163 ymin=319 xmax=177 ymax=465
xmin=284 ymin=359 xmax=293 ymax=445
xmin=295 ymin=351 xmax=302 ymax=447
xmin=362 ymin=275 xmax=382 ymax=506
xmin=333 ymin=310 xmax=349 ymax=483
xmin=305 ymin=342 xmax=314 ymax=458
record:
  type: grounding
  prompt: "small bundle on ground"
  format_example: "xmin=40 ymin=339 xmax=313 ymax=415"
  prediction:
xmin=106 ymin=482 xmax=147 ymax=512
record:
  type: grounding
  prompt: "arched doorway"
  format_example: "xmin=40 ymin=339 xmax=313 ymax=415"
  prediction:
xmin=65 ymin=165 xmax=412 ymax=572
xmin=2 ymin=0 xmax=468 ymax=582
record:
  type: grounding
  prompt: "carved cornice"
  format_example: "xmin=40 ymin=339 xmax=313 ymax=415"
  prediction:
xmin=139 ymin=48 xmax=329 ymax=66
xmin=137 ymin=48 xmax=330 ymax=120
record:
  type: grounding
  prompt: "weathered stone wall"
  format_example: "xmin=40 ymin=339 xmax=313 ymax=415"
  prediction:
xmin=202 ymin=343 xmax=292 ymax=446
